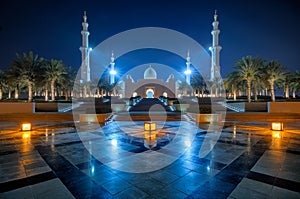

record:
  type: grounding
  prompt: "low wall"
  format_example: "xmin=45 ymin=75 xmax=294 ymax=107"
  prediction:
xmin=0 ymin=102 xmax=35 ymax=114
xmin=77 ymin=114 xmax=111 ymax=124
xmin=188 ymin=113 xmax=223 ymax=123
xmin=268 ymin=102 xmax=300 ymax=113
xmin=35 ymin=103 xmax=58 ymax=112
xmin=245 ymin=102 xmax=267 ymax=112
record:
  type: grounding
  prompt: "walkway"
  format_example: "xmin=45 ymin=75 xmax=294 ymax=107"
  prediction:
xmin=0 ymin=119 xmax=299 ymax=198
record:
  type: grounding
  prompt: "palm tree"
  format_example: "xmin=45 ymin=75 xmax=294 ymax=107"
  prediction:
xmin=58 ymin=66 xmax=75 ymax=101
xmin=224 ymin=71 xmax=242 ymax=101
xmin=261 ymin=61 xmax=286 ymax=102
xmin=44 ymin=59 xmax=66 ymax=101
xmin=11 ymin=51 xmax=43 ymax=102
xmin=177 ymin=81 xmax=192 ymax=96
xmin=282 ymin=72 xmax=292 ymax=98
xmin=191 ymin=74 xmax=207 ymax=97
xmin=234 ymin=56 xmax=264 ymax=103
xmin=290 ymin=70 xmax=300 ymax=98
xmin=0 ymin=69 xmax=7 ymax=100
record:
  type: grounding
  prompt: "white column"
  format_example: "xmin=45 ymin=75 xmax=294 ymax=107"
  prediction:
xmin=209 ymin=10 xmax=222 ymax=81
xmin=185 ymin=51 xmax=191 ymax=85
xmin=110 ymin=51 xmax=116 ymax=84
xmin=80 ymin=11 xmax=91 ymax=82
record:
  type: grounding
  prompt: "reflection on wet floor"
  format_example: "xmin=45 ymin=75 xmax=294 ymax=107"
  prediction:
xmin=0 ymin=120 xmax=299 ymax=198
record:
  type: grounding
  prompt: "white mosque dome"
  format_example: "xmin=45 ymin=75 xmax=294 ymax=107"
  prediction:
xmin=144 ymin=65 xmax=157 ymax=79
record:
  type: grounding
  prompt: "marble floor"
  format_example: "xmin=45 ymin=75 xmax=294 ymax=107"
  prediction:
xmin=0 ymin=119 xmax=299 ymax=199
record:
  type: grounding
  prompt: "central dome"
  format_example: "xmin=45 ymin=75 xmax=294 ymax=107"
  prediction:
xmin=144 ymin=65 xmax=157 ymax=79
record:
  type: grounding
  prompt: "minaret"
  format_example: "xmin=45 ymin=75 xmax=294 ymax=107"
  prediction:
xmin=109 ymin=51 xmax=116 ymax=84
xmin=209 ymin=10 xmax=222 ymax=81
xmin=80 ymin=11 xmax=92 ymax=82
xmin=185 ymin=50 xmax=191 ymax=85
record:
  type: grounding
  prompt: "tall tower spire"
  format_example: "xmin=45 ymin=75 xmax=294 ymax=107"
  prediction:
xmin=109 ymin=51 xmax=116 ymax=84
xmin=209 ymin=10 xmax=222 ymax=81
xmin=80 ymin=11 xmax=91 ymax=82
xmin=184 ymin=50 xmax=191 ymax=85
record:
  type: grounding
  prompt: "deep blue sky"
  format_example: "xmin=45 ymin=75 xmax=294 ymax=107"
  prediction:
xmin=0 ymin=0 xmax=299 ymax=77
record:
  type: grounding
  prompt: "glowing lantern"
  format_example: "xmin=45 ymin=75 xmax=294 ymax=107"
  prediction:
xmin=271 ymin=122 xmax=283 ymax=131
xmin=144 ymin=122 xmax=156 ymax=131
xmin=21 ymin=123 xmax=32 ymax=131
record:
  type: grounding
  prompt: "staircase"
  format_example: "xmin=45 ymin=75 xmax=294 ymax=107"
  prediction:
xmin=129 ymin=98 xmax=172 ymax=112
xmin=217 ymin=101 xmax=245 ymax=112
xmin=114 ymin=98 xmax=182 ymax=121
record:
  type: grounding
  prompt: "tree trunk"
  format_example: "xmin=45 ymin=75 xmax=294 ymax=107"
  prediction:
xmin=51 ymin=80 xmax=55 ymax=101
xmin=254 ymin=83 xmax=258 ymax=101
xmin=0 ymin=88 xmax=2 ymax=100
xmin=292 ymin=90 xmax=296 ymax=98
xmin=285 ymin=84 xmax=289 ymax=98
xmin=247 ymin=79 xmax=251 ymax=103
xmin=28 ymin=82 xmax=33 ymax=102
xmin=14 ymin=87 xmax=19 ymax=99
xmin=45 ymin=86 xmax=48 ymax=101
xmin=270 ymin=81 xmax=275 ymax=102
xmin=65 ymin=90 xmax=69 ymax=101
xmin=232 ymin=84 xmax=237 ymax=101
xmin=8 ymin=89 xmax=11 ymax=99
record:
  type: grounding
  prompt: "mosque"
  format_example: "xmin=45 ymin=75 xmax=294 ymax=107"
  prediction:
xmin=79 ymin=11 xmax=222 ymax=98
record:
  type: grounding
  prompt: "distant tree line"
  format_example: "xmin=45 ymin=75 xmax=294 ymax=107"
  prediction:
xmin=0 ymin=51 xmax=75 ymax=102
xmin=0 ymin=52 xmax=299 ymax=102
xmin=185 ymin=56 xmax=300 ymax=102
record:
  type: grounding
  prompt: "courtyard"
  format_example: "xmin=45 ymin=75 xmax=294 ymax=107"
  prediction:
xmin=0 ymin=116 xmax=299 ymax=199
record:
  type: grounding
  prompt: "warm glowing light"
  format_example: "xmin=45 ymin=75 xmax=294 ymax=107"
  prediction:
xmin=272 ymin=131 xmax=283 ymax=139
xmin=22 ymin=132 xmax=31 ymax=139
xmin=110 ymin=70 xmax=117 ymax=75
xmin=21 ymin=123 xmax=31 ymax=131
xmin=111 ymin=139 xmax=118 ymax=146
xmin=271 ymin=122 xmax=283 ymax=131
xmin=184 ymin=69 xmax=192 ymax=75
xmin=233 ymin=125 xmax=236 ymax=139
xmin=144 ymin=122 xmax=156 ymax=131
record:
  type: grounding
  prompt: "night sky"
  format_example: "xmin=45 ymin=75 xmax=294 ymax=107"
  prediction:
xmin=0 ymin=0 xmax=299 ymax=78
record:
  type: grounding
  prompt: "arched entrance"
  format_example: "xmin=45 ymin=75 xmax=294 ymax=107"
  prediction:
xmin=146 ymin=89 xmax=154 ymax=98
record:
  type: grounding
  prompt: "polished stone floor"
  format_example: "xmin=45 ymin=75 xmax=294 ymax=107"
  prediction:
xmin=0 ymin=119 xmax=300 ymax=199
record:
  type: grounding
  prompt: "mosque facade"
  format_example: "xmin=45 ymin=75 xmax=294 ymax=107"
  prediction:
xmin=79 ymin=11 xmax=221 ymax=98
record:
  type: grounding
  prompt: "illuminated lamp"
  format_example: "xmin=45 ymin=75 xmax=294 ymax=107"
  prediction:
xmin=21 ymin=123 xmax=32 ymax=131
xmin=271 ymin=122 xmax=284 ymax=131
xmin=109 ymin=70 xmax=117 ymax=75
xmin=144 ymin=122 xmax=156 ymax=131
xmin=184 ymin=69 xmax=192 ymax=75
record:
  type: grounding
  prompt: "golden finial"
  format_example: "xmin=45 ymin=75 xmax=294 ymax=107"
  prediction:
xmin=83 ymin=11 xmax=87 ymax=23
xmin=214 ymin=10 xmax=218 ymax=21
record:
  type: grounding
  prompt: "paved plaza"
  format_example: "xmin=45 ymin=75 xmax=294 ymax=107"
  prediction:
xmin=0 ymin=118 xmax=300 ymax=199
